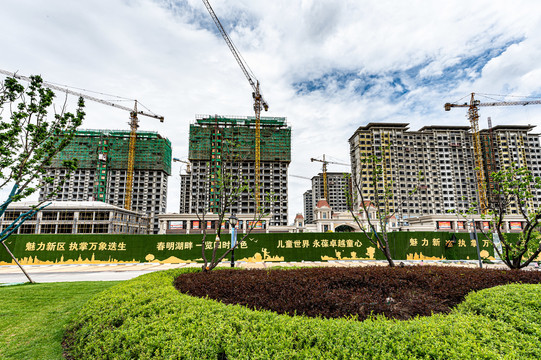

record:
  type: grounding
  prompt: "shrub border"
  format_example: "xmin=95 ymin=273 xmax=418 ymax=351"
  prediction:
xmin=64 ymin=268 xmax=541 ymax=359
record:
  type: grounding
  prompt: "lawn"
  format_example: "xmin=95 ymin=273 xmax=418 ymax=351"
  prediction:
xmin=0 ymin=281 xmax=120 ymax=360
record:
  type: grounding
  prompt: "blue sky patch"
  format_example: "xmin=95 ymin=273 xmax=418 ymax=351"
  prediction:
xmin=293 ymin=38 xmax=524 ymax=101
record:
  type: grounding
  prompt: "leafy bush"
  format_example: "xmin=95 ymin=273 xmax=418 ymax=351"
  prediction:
xmin=64 ymin=268 xmax=541 ymax=359
xmin=455 ymin=283 xmax=541 ymax=338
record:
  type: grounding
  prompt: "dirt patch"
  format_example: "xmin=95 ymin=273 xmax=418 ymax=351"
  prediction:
xmin=174 ymin=265 xmax=541 ymax=321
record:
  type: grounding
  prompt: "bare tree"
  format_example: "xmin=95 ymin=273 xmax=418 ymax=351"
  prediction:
xmin=345 ymin=150 xmax=422 ymax=267
xmin=196 ymin=140 xmax=272 ymax=272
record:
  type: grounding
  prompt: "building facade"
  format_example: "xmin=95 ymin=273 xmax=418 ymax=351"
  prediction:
xmin=157 ymin=213 xmax=273 ymax=234
xmin=348 ymin=123 xmax=541 ymax=220
xmin=179 ymin=115 xmax=291 ymax=226
xmin=310 ymin=172 xmax=351 ymax=213
xmin=0 ymin=201 xmax=150 ymax=234
xmin=303 ymin=190 xmax=313 ymax=224
xmin=38 ymin=129 xmax=171 ymax=234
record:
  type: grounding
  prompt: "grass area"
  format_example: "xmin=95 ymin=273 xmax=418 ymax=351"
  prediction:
xmin=0 ymin=281 xmax=120 ymax=360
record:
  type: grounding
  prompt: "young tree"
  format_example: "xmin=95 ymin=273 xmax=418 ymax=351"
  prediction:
xmin=196 ymin=140 xmax=272 ymax=272
xmin=0 ymin=75 xmax=85 ymax=282
xmin=448 ymin=163 xmax=541 ymax=269
xmin=485 ymin=164 xmax=541 ymax=269
xmin=345 ymin=151 xmax=422 ymax=267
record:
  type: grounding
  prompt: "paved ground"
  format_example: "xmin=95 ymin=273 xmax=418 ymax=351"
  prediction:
xmin=1 ymin=259 xmax=529 ymax=285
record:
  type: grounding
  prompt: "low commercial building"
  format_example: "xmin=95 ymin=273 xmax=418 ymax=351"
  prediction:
xmin=0 ymin=201 xmax=150 ymax=234
xmin=157 ymin=213 xmax=273 ymax=234
xmin=293 ymin=199 xmax=394 ymax=233
xmin=403 ymin=214 xmax=528 ymax=233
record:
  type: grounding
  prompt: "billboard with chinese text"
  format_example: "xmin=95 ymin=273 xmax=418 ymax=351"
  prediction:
xmin=0 ymin=231 xmax=511 ymax=266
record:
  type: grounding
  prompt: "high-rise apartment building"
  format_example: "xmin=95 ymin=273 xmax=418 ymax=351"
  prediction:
xmin=310 ymin=172 xmax=351 ymax=210
xmin=39 ymin=130 xmax=171 ymax=233
xmin=303 ymin=189 xmax=313 ymax=224
xmin=348 ymin=123 xmax=541 ymax=220
xmin=179 ymin=115 xmax=291 ymax=226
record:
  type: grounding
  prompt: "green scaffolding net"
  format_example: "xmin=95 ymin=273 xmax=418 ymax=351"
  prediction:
xmin=49 ymin=130 xmax=172 ymax=174
xmin=189 ymin=115 xmax=291 ymax=162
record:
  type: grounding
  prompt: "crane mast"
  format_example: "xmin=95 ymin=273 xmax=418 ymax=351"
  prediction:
xmin=0 ymin=69 xmax=164 ymax=211
xmin=201 ymin=0 xmax=269 ymax=213
xmin=311 ymin=155 xmax=350 ymax=201
xmin=445 ymin=93 xmax=541 ymax=214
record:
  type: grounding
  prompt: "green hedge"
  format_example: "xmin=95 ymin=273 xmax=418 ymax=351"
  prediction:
xmin=1 ymin=231 xmax=493 ymax=265
xmin=64 ymin=269 xmax=541 ymax=359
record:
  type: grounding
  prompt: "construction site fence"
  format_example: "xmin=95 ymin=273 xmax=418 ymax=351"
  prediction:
xmin=0 ymin=231 xmax=519 ymax=266
xmin=50 ymin=130 xmax=172 ymax=174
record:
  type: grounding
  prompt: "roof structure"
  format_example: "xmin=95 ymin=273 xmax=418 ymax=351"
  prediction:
xmin=316 ymin=199 xmax=330 ymax=208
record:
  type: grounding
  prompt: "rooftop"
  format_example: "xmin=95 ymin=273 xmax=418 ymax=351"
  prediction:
xmin=6 ymin=201 xmax=145 ymax=215
xmin=195 ymin=114 xmax=288 ymax=128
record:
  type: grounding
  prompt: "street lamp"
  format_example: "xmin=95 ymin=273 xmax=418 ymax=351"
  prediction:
xmin=469 ymin=218 xmax=483 ymax=269
xmin=229 ymin=213 xmax=238 ymax=268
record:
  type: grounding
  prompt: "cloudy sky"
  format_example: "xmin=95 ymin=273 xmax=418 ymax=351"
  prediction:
xmin=2 ymin=0 xmax=541 ymax=221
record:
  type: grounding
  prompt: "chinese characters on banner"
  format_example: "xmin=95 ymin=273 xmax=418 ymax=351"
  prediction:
xmin=25 ymin=241 xmax=127 ymax=252
xmin=277 ymin=239 xmax=362 ymax=249
xmin=156 ymin=242 xmax=193 ymax=251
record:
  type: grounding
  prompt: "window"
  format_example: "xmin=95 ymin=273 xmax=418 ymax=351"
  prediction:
xmin=58 ymin=212 xmax=74 ymax=221
xmin=95 ymin=212 xmax=109 ymax=221
xmin=42 ymin=211 xmax=58 ymax=221
xmin=94 ymin=223 xmax=109 ymax=233
xmin=19 ymin=224 xmax=35 ymax=234
xmin=78 ymin=224 xmax=92 ymax=233
xmin=57 ymin=224 xmax=73 ymax=234
xmin=40 ymin=224 xmax=56 ymax=234
xmin=3 ymin=211 xmax=21 ymax=221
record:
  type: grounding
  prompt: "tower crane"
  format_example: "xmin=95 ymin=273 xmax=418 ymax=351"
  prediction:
xmin=173 ymin=158 xmax=191 ymax=173
xmin=0 ymin=69 xmax=164 ymax=211
xmin=201 ymin=0 xmax=269 ymax=213
xmin=445 ymin=93 xmax=541 ymax=214
xmin=310 ymin=155 xmax=350 ymax=201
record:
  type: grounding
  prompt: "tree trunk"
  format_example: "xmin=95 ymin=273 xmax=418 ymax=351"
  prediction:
xmin=382 ymin=246 xmax=395 ymax=267
xmin=2 ymin=241 xmax=34 ymax=283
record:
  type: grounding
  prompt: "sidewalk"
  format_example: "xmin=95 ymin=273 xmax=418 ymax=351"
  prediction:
xmin=0 ymin=259 xmax=517 ymax=274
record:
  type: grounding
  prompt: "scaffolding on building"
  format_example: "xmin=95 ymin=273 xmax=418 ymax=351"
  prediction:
xmin=51 ymin=130 xmax=171 ymax=172
xmin=189 ymin=115 xmax=290 ymax=162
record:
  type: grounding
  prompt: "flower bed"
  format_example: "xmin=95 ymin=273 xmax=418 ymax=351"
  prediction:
xmin=174 ymin=266 xmax=541 ymax=320
xmin=64 ymin=267 xmax=541 ymax=359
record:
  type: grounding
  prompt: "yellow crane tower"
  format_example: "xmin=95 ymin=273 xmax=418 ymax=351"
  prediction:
xmin=201 ymin=0 xmax=269 ymax=213
xmin=310 ymin=155 xmax=350 ymax=201
xmin=445 ymin=93 xmax=541 ymax=214
xmin=0 ymin=69 xmax=164 ymax=211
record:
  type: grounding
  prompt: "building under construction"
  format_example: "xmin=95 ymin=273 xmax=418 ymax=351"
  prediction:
xmin=304 ymin=172 xmax=352 ymax=223
xmin=349 ymin=123 xmax=541 ymax=222
xmin=39 ymin=129 xmax=172 ymax=234
xmin=179 ymin=115 xmax=291 ymax=226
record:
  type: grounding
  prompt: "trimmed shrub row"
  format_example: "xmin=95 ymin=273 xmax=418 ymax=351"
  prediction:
xmin=64 ymin=268 xmax=541 ymax=359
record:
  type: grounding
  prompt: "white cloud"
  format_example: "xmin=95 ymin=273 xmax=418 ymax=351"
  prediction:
xmin=1 ymin=0 xmax=541 ymax=222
